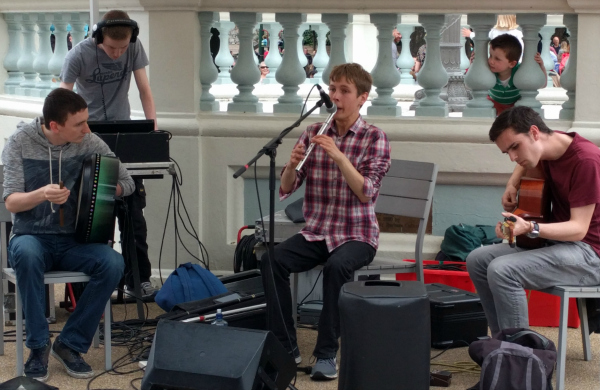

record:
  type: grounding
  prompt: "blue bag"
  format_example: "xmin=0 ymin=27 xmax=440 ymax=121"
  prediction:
xmin=155 ymin=262 xmax=228 ymax=312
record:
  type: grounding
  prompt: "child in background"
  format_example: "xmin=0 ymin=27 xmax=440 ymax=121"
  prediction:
xmin=486 ymin=34 xmax=546 ymax=116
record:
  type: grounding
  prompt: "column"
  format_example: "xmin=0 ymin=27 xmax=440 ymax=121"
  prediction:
xmin=262 ymin=22 xmax=282 ymax=84
xmin=397 ymin=21 xmax=416 ymax=84
xmin=415 ymin=14 xmax=448 ymax=117
xmin=367 ymin=13 xmax=401 ymax=116
xmin=514 ymin=13 xmax=546 ymax=115
xmin=463 ymin=14 xmax=497 ymax=118
xmin=298 ymin=23 xmax=309 ymax=68
xmin=311 ymin=23 xmax=329 ymax=84
xmin=198 ymin=12 xmax=220 ymax=112
xmin=69 ymin=12 xmax=88 ymax=46
xmin=460 ymin=25 xmax=470 ymax=72
xmin=213 ymin=21 xmax=235 ymax=84
xmin=321 ymin=14 xmax=352 ymax=85
xmin=228 ymin=12 xmax=262 ymax=113
xmin=33 ymin=13 xmax=53 ymax=98
xmin=273 ymin=13 xmax=306 ymax=114
xmin=540 ymin=25 xmax=556 ymax=87
xmin=15 ymin=13 xmax=38 ymax=96
xmin=560 ymin=14 xmax=577 ymax=121
xmin=3 ymin=13 xmax=24 ymax=95
xmin=48 ymin=13 xmax=70 ymax=89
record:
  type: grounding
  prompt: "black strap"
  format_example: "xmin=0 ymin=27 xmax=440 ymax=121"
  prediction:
xmin=505 ymin=330 xmax=550 ymax=350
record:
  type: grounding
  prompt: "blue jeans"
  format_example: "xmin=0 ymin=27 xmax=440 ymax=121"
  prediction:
xmin=8 ymin=234 xmax=124 ymax=353
xmin=466 ymin=241 xmax=600 ymax=335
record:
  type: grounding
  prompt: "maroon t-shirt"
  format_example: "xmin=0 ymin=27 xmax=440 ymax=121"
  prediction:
xmin=542 ymin=131 xmax=600 ymax=256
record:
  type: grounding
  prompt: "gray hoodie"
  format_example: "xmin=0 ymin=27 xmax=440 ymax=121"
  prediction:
xmin=1 ymin=117 xmax=134 ymax=235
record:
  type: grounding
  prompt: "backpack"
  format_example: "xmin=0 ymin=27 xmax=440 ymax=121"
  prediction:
xmin=468 ymin=328 xmax=557 ymax=390
xmin=440 ymin=224 xmax=502 ymax=261
xmin=155 ymin=262 xmax=229 ymax=312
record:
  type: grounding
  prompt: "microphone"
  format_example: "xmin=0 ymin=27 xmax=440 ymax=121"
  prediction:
xmin=316 ymin=84 xmax=336 ymax=113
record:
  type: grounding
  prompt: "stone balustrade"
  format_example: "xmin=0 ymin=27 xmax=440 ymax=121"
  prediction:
xmin=1 ymin=11 xmax=574 ymax=120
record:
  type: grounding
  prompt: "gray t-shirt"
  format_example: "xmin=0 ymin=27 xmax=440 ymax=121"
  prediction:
xmin=60 ymin=37 xmax=149 ymax=121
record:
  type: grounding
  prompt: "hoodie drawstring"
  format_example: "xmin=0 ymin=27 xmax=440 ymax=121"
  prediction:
xmin=48 ymin=147 xmax=63 ymax=213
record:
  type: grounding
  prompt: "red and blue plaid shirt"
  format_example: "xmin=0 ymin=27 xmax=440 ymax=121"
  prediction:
xmin=280 ymin=115 xmax=391 ymax=251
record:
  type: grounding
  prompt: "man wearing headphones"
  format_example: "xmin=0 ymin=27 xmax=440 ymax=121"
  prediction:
xmin=60 ymin=10 xmax=158 ymax=298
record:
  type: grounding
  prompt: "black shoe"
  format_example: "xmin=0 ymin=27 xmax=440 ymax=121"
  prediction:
xmin=24 ymin=342 xmax=51 ymax=382
xmin=51 ymin=337 xmax=94 ymax=379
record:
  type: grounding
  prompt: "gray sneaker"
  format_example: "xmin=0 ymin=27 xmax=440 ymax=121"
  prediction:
xmin=127 ymin=282 xmax=158 ymax=298
xmin=140 ymin=282 xmax=158 ymax=297
xmin=310 ymin=357 xmax=337 ymax=380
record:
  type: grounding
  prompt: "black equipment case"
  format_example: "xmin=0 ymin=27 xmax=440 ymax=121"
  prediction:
xmin=426 ymin=283 xmax=488 ymax=349
xmin=157 ymin=270 xmax=266 ymax=330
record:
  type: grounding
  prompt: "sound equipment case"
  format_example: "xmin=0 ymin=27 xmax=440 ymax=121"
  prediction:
xmin=426 ymin=283 xmax=488 ymax=349
xmin=157 ymin=270 xmax=266 ymax=330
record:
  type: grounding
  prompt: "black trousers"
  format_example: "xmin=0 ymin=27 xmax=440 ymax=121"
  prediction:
xmin=118 ymin=178 xmax=151 ymax=285
xmin=261 ymin=234 xmax=375 ymax=359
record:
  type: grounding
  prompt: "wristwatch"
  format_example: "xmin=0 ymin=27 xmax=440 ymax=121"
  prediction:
xmin=527 ymin=221 xmax=540 ymax=239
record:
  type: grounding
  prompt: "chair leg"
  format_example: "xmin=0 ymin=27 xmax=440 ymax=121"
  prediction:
xmin=555 ymin=291 xmax=570 ymax=390
xmin=16 ymin=281 xmax=23 ymax=377
xmin=104 ymin=298 xmax=112 ymax=371
xmin=577 ymin=298 xmax=592 ymax=361
xmin=93 ymin=327 xmax=100 ymax=348
xmin=48 ymin=284 xmax=55 ymax=320
xmin=291 ymin=272 xmax=298 ymax=328
xmin=0 ymin=274 xmax=5 ymax=356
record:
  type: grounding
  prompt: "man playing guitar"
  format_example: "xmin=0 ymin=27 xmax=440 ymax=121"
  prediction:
xmin=466 ymin=106 xmax=600 ymax=336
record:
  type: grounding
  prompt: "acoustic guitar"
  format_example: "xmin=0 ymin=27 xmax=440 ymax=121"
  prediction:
xmin=510 ymin=177 xmax=551 ymax=249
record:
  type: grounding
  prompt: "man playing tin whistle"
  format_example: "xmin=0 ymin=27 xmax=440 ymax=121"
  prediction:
xmin=261 ymin=63 xmax=391 ymax=380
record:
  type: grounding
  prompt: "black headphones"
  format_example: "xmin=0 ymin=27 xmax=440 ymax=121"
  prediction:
xmin=92 ymin=18 xmax=139 ymax=44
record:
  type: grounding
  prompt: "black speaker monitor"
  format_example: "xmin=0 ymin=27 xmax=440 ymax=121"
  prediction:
xmin=140 ymin=320 xmax=295 ymax=390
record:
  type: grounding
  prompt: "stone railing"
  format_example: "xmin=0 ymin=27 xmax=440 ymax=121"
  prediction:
xmin=2 ymin=11 xmax=574 ymax=119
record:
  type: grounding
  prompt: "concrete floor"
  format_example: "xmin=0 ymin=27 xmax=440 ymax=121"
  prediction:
xmin=0 ymin=285 xmax=598 ymax=389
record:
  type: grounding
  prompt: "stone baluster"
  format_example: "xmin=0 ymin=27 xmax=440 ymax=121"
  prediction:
xmin=311 ymin=23 xmax=329 ymax=84
xmin=3 ymin=13 xmax=24 ymax=95
xmin=228 ymin=12 xmax=262 ymax=113
xmin=198 ymin=12 xmax=220 ymax=112
xmin=16 ymin=14 xmax=39 ymax=96
xmin=48 ymin=13 xmax=70 ymax=89
xmin=513 ymin=14 xmax=546 ymax=115
xmin=540 ymin=25 xmax=556 ymax=87
xmin=397 ymin=21 xmax=416 ymax=84
xmin=463 ymin=14 xmax=497 ymax=118
xmin=367 ymin=13 xmax=401 ymax=116
xmin=253 ymin=23 xmax=260 ymax=66
xmin=415 ymin=14 xmax=448 ymax=117
xmin=262 ymin=22 xmax=282 ymax=84
xmin=69 ymin=12 xmax=88 ymax=46
xmin=321 ymin=14 xmax=351 ymax=85
xmin=33 ymin=13 xmax=54 ymax=98
xmin=213 ymin=21 xmax=235 ymax=84
xmin=559 ymin=14 xmax=577 ymax=120
xmin=320 ymin=14 xmax=351 ymax=114
xmin=273 ymin=13 xmax=306 ymax=114
xmin=298 ymin=23 xmax=309 ymax=69
xmin=460 ymin=25 xmax=470 ymax=72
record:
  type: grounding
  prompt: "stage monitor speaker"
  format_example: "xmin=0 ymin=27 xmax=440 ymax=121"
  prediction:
xmin=140 ymin=320 xmax=295 ymax=390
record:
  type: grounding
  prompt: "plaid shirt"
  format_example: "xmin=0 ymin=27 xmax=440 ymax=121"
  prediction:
xmin=280 ymin=115 xmax=391 ymax=251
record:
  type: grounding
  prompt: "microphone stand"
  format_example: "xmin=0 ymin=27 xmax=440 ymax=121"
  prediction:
xmin=233 ymin=99 xmax=325 ymax=332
